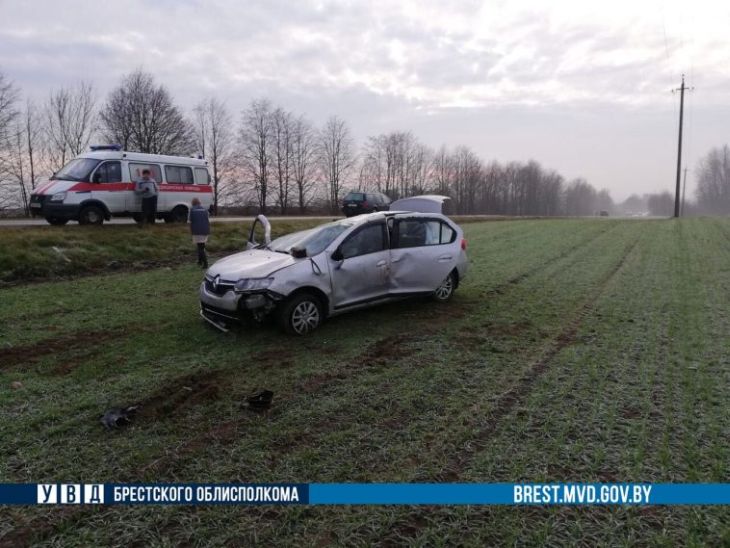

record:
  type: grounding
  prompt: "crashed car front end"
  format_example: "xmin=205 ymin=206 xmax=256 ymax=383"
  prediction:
xmin=199 ymin=273 xmax=285 ymax=329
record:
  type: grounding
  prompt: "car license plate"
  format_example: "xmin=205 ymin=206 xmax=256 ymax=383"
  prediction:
xmin=347 ymin=204 xmax=356 ymax=207
xmin=30 ymin=203 xmax=41 ymax=208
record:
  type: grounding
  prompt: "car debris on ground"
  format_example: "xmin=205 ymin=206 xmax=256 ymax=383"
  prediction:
xmin=100 ymin=406 xmax=139 ymax=429
xmin=246 ymin=390 xmax=274 ymax=411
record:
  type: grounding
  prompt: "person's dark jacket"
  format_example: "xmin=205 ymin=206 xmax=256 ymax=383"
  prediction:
xmin=189 ymin=205 xmax=210 ymax=235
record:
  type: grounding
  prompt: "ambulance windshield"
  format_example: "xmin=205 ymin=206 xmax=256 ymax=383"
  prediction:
xmin=55 ymin=158 xmax=100 ymax=181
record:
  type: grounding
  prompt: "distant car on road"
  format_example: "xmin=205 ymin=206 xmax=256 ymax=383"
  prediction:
xmin=200 ymin=196 xmax=468 ymax=335
xmin=341 ymin=191 xmax=391 ymax=217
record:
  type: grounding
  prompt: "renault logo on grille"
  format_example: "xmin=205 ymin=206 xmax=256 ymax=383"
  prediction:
xmin=212 ymin=275 xmax=220 ymax=291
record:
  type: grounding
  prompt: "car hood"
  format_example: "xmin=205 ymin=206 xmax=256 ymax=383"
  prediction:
xmin=207 ymin=248 xmax=297 ymax=280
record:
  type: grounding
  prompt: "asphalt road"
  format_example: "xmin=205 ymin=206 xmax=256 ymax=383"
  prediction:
xmin=0 ymin=216 xmax=340 ymax=227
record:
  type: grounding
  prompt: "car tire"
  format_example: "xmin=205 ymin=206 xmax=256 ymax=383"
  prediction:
xmin=78 ymin=205 xmax=105 ymax=225
xmin=168 ymin=205 xmax=188 ymax=223
xmin=278 ymin=292 xmax=323 ymax=335
xmin=45 ymin=216 xmax=68 ymax=226
xmin=433 ymin=271 xmax=457 ymax=302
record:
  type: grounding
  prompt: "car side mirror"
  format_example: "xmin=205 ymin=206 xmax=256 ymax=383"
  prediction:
xmin=331 ymin=248 xmax=344 ymax=262
xmin=291 ymin=246 xmax=307 ymax=258
xmin=92 ymin=173 xmax=102 ymax=183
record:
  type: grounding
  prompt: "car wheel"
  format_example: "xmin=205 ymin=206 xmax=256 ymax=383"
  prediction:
xmin=45 ymin=216 xmax=68 ymax=226
xmin=433 ymin=271 xmax=457 ymax=301
xmin=168 ymin=205 xmax=188 ymax=223
xmin=278 ymin=292 xmax=323 ymax=335
xmin=78 ymin=205 xmax=105 ymax=225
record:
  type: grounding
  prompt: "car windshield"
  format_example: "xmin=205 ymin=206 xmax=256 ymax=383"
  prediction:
xmin=55 ymin=158 xmax=100 ymax=181
xmin=345 ymin=192 xmax=365 ymax=202
xmin=269 ymin=219 xmax=358 ymax=256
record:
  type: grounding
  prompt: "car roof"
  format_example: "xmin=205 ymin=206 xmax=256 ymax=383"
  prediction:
xmin=350 ymin=211 xmax=452 ymax=223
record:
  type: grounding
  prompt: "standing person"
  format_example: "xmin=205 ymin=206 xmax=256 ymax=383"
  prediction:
xmin=189 ymin=197 xmax=210 ymax=268
xmin=135 ymin=168 xmax=159 ymax=225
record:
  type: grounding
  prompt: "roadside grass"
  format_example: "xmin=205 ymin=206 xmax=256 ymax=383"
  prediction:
xmin=0 ymin=219 xmax=327 ymax=285
xmin=0 ymin=214 xmax=504 ymax=285
xmin=0 ymin=218 xmax=728 ymax=545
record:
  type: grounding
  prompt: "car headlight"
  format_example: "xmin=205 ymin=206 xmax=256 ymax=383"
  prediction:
xmin=234 ymin=277 xmax=274 ymax=292
xmin=50 ymin=192 xmax=67 ymax=202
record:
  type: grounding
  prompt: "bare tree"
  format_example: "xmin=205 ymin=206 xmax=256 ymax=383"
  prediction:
xmin=6 ymin=119 xmax=30 ymax=214
xmin=0 ymin=71 xmax=18 ymax=146
xmin=271 ymin=107 xmax=294 ymax=213
xmin=647 ymin=191 xmax=674 ymax=216
xmin=193 ymin=97 xmax=233 ymax=214
xmin=318 ymin=116 xmax=355 ymax=212
xmin=238 ymin=99 xmax=273 ymax=213
xmin=360 ymin=131 xmax=432 ymax=198
xmin=452 ymin=146 xmax=482 ymax=214
xmin=695 ymin=145 xmax=730 ymax=214
xmin=44 ymin=82 xmax=96 ymax=170
xmin=291 ymin=115 xmax=317 ymax=212
xmin=100 ymin=70 xmax=193 ymax=155
xmin=24 ymin=99 xmax=43 ymax=190
xmin=431 ymin=145 xmax=455 ymax=197
xmin=564 ymin=178 xmax=597 ymax=216
xmin=0 ymin=71 xmax=20 ymax=211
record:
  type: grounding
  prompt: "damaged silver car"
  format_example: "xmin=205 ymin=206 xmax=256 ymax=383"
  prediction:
xmin=199 ymin=195 xmax=468 ymax=335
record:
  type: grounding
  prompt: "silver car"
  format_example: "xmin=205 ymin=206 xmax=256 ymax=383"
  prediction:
xmin=199 ymin=197 xmax=468 ymax=335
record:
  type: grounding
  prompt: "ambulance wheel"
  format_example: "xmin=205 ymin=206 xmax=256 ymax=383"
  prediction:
xmin=78 ymin=205 xmax=105 ymax=225
xmin=167 ymin=206 xmax=188 ymax=223
xmin=45 ymin=216 xmax=69 ymax=226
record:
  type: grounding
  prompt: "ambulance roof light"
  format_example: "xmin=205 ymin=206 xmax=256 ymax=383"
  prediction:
xmin=90 ymin=144 xmax=122 ymax=151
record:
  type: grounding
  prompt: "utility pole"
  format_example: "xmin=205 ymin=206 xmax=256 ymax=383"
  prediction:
xmin=681 ymin=167 xmax=688 ymax=216
xmin=673 ymin=75 xmax=692 ymax=217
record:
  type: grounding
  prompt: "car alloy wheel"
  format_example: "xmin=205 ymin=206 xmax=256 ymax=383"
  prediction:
xmin=291 ymin=300 xmax=321 ymax=334
xmin=434 ymin=273 xmax=455 ymax=301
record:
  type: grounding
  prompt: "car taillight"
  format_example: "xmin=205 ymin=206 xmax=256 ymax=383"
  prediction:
xmin=461 ymin=238 xmax=467 ymax=250
xmin=363 ymin=201 xmax=369 ymax=208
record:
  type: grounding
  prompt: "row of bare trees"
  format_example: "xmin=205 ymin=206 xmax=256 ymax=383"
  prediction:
xmin=0 ymin=74 xmax=100 ymax=213
xmin=1 ymin=67 xmax=616 ymax=217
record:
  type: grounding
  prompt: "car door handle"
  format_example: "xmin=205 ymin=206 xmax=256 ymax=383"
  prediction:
xmin=438 ymin=255 xmax=453 ymax=261
xmin=376 ymin=260 xmax=387 ymax=267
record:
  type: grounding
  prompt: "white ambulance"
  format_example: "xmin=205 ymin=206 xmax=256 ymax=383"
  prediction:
xmin=29 ymin=145 xmax=213 ymax=225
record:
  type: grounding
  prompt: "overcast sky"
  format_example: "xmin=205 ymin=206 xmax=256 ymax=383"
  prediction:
xmin=2 ymin=0 xmax=728 ymax=200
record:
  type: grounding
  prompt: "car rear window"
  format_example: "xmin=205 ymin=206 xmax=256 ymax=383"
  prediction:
xmin=345 ymin=192 xmax=365 ymax=202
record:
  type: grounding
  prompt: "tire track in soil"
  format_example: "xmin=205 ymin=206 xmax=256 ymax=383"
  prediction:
xmin=487 ymin=222 xmax=620 ymax=296
xmin=436 ymin=235 xmax=642 ymax=482
xmin=0 ymin=330 xmax=118 ymax=369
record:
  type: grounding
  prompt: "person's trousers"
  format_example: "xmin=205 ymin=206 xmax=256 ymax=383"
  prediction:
xmin=196 ymin=243 xmax=208 ymax=267
xmin=142 ymin=196 xmax=158 ymax=224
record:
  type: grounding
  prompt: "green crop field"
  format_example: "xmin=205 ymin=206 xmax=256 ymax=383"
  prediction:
xmin=1 ymin=218 xmax=728 ymax=546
